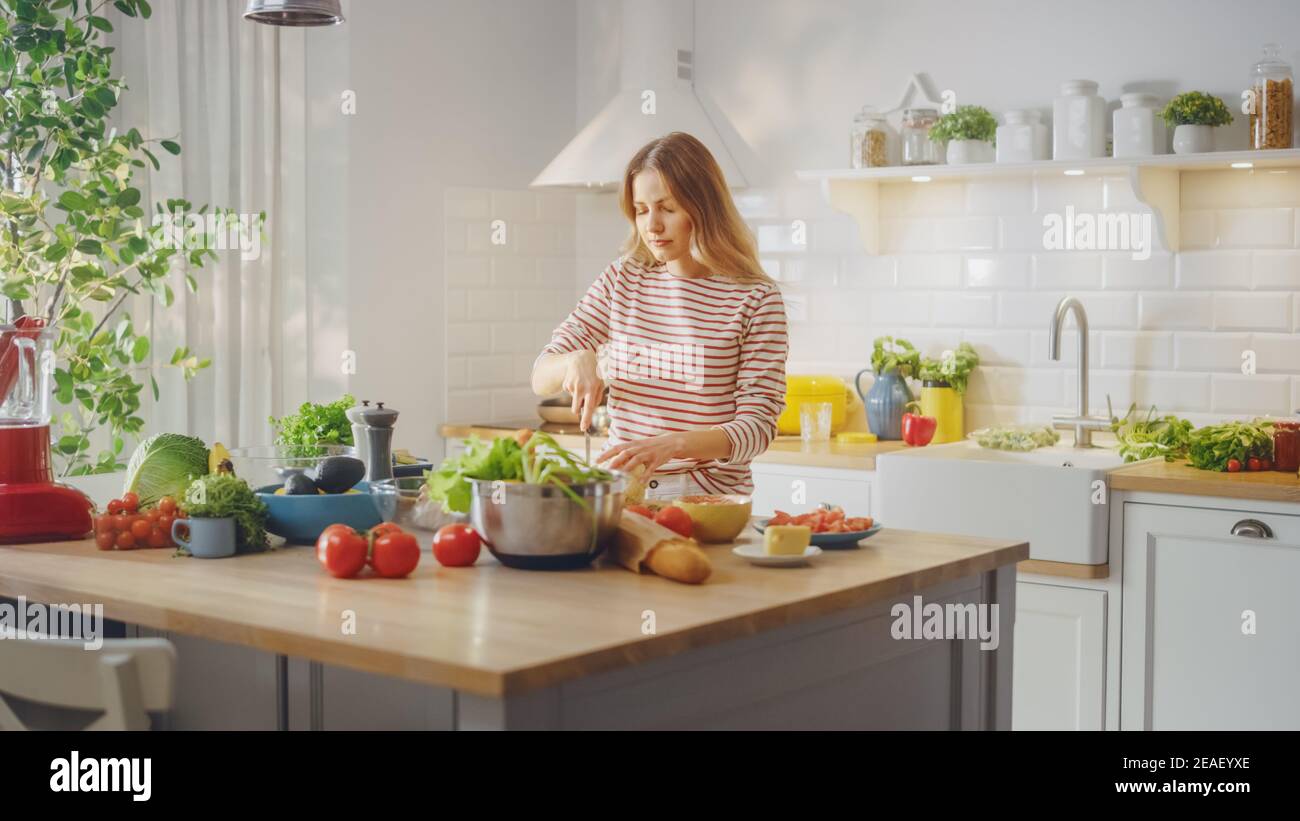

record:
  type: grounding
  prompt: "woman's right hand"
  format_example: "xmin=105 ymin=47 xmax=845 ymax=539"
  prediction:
xmin=562 ymin=350 xmax=604 ymax=431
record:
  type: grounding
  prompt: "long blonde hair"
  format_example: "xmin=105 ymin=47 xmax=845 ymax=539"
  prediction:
xmin=619 ymin=132 xmax=773 ymax=284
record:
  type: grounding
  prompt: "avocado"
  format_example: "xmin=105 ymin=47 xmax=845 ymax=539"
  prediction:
xmin=315 ymin=456 xmax=365 ymax=494
xmin=284 ymin=472 xmax=319 ymax=495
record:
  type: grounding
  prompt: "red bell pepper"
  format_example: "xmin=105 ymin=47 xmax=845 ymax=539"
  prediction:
xmin=902 ymin=408 xmax=937 ymax=446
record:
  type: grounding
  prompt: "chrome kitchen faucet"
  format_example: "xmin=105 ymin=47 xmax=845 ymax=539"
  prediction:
xmin=1048 ymin=296 xmax=1111 ymax=448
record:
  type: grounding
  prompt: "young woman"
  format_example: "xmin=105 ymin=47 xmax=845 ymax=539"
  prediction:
xmin=531 ymin=132 xmax=788 ymax=499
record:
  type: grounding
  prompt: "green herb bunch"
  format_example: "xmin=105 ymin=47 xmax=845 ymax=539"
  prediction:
xmin=1187 ymin=420 xmax=1275 ymax=471
xmin=1161 ymin=92 xmax=1234 ymax=127
xmin=871 ymin=336 xmax=920 ymax=379
xmin=919 ymin=343 xmax=980 ymax=395
xmin=182 ymin=473 xmax=269 ymax=551
xmin=270 ymin=394 xmax=356 ymax=449
xmin=928 ymin=106 xmax=998 ymax=143
xmin=1107 ymin=399 xmax=1193 ymax=463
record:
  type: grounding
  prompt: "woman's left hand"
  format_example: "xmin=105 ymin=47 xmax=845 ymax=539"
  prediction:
xmin=596 ymin=433 xmax=684 ymax=475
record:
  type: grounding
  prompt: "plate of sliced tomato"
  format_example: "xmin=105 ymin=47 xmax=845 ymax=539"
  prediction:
xmin=753 ymin=505 xmax=881 ymax=548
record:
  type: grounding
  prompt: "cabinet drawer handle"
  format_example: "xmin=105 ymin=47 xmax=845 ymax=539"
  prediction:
xmin=1230 ymin=519 xmax=1274 ymax=539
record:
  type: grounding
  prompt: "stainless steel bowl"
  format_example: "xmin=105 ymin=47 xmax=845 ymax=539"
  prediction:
xmin=468 ymin=473 xmax=626 ymax=569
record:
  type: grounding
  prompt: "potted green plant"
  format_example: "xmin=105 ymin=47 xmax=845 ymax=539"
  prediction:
xmin=929 ymin=105 xmax=998 ymax=164
xmin=174 ymin=474 xmax=269 ymax=559
xmin=855 ymin=336 xmax=919 ymax=440
xmin=1161 ymin=91 xmax=1234 ymax=154
xmin=1 ymin=1 xmax=232 ymax=476
xmin=918 ymin=343 xmax=980 ymax=444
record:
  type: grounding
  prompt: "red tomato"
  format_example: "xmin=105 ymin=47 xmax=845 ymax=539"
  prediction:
xmin=130 ymin=518 xmax=152 ymax=540
xmin=366 ymin=523 xmax=407 ymax=567
xmin=316 ymin=526 xmax=367 ymax=578
xmin=146 ymin=508 xmax=162 ymax=522
xmin=1261 ymin=458 xmax=1273 ymax=471
xmin=107 ymin=499 xmax=124 ymax=515
xmin=433 ymin=524 xmax=481 ymax=567
xmin=115 ymin=531 xmax=136 ymax=549
xmin=147 ymin=528 xmax=168 ymax=549
xmin=654 ymin=506 xmax=693 ymax=538
xmin=1247 ymin=457 xmax=1262 ymax=471
xmin=158 ymin=514 xmax=175 ymax=534
xmin=96 ymin=530 xmax=117 ymax=550
xmin=371 ymin=531 xmax=421 ymax=578
xmin=121 ymin=492 xmax=139 ymax=513
xmin=112 ymin=514 xmax=131 ymax=531
xmin=625 ymin=504 xmax=654 ymax=519
xmin=95 ymin=515 xmax=115 ymax=535
xmin=158 ymin=496 xmax=178 ymax=515
xmin=1227 ymin=458 xmax=1242 ymax=472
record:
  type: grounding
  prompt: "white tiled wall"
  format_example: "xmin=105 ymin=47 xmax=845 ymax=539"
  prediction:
xmin=444 ymin=187 xmax=578 ymax=423
xmin=745 ymin=169 xmax=1300 ymax=429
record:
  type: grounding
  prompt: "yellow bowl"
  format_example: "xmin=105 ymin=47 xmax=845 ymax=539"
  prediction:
xmin=671 ymin=494 xmax=753 ymax=543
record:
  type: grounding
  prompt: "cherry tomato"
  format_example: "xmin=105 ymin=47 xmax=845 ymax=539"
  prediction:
xmin=121 ymin=492 xmax=139 ymax=513
xmin=131 ymin=518 xmax=152 ymax=539
xmin=147 ymin=528 xmax=168 ymax=549
xmin=96 ymin=530 xmax=117 ymax=550
xmin=625 ymin=504 xmax=654 ymax=519
xmin=654 ymin=505 xmax=694 ymax=538
xmin=371 ymin=531 xmax=421 ymax=578
xmin=158 ymin=496 xmax=178 ymax=515
xmin=107 ymin=499 xmax=124 ymax=515
xmin=112 ymin=514 xmax=131 ymax=531
xmin=1261 ymin=458 xmax=1273 ymax=471
xmin=1227 ymin=458 xmax=1242 ymax=472
xmin=1247 ymin=457 xmax=1261 ymax=471
xmin=95 ymin=515 xmax=115 ymax=535
xmin=146 ymin=508 xmax=162 ymax=522
xmin=433 ymin=524 xmax=481 ymax=567
xmin=158 ymin=514 xmax=175 ymax=534
xmin=316 ymin=526 xmax=368 ymax=579
xmin=115 ymin=531 xmax=136 ymax=549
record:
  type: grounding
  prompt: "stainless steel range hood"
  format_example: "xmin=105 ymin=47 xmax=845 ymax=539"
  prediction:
xmin=531 ymin=0 xmax=746 ymax=190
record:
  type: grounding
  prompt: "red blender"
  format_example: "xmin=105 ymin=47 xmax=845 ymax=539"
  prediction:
xmin=0 ymin=318 xmax=94 ymax=543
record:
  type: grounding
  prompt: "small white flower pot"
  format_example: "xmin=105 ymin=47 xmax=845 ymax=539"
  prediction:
xmin=945 ymin=139 xmax=995 ymax=165
xmin=1172 ymin=124 xmax=1214 ymax=154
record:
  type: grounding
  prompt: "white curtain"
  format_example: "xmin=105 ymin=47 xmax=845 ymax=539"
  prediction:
xmin=113 ymin=0 xmax=307 ymax=449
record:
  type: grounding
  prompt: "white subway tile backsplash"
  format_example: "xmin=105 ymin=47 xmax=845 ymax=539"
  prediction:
xmin=1176 ymin=251 xmax=1251 ymax=289
xmin=880 ymin=218 xmax=935 ymax=253
xmin=933 ymin=293 xmax=996 ymax=327
xmin=489 ymin=190 xmax=537 ymax=223
xmin=1103 ymin=253 xmax=1172 ymax=289
xmin=467 ymin=355 xmax=516 ymax=388
xmin=535 ymin=191 xmax=577 ymax=222
xmin=960 ymin=330 xmax=1032 ymax=367
xmin=445 ymin=220 xmax=467 ymax=254
xmin=491 ymin=387 xmax=538 ymax=421
xmin=490 ymin=322 xmax=537 ymax=354
xmin=1253 ymin=250 xmax=1300 ymax=289
xmin=1035 ymin=176 xmax=1104 ymax=214
xmin=781 ymin=258 xmax=838 ymax=288
xmin=491 ymin=258 xmax=536 ymax=288
xmin=786 ymin=321 xmax=837 ymax=362
xmin=933 ymin=217 xmax=998 ymax=251
xmin=1213 ymin=292 xmax=1291 ymax=331
xmin=841 ymin=255 xmax=896 ymax=288
xmin=967 ymin=366 xmax=1064 ymax=407
xmin=965 ymin=255 xmax=1030 ymax=289
xmin=1138 ymin=293 xmax=1213 ymax=330
xmin=448 ymin=256 xmax=492 ymax=287
xmin=998 ymin=215 xmax=1050 ymax=252
xmin=1101 ymin=331 xmax=1174 ymax=369
xmin=813 ymin=218 xmax=864 ymax=253
xmin=1029 ymin=330 xmax=1100 ymax=367
xmin=1215 ymin=207 xmax=1294 ymax=248
xmin=1064 ymin=370 xmax=1134 ymax=415
xmin=1179 ymin=210 xmax=1216 ymax=249
xmin=812 ymin=289 xmax=871 ymax=324
xmin=446 ymin=188 xmax=493 ymax=219
xmin=896 ymin=254 xmax=962 ymax=288
xmin=1102 ymin=175 xmax=1143 ymax=211
xmin=447 ymin=356 xmax=468 ymax=389
xmin=1175 ymin=332 xmax=1251 ymax=371
xmin=516 ymin=223 xmax=556 ymax=255
xmin=1003 ymin=292 xmax=1136 ymax=329
xmin=966 ymin=179 xmax=1033 ymax=216
xmin=1032 ymin=254 xmax=1103 ymax=289
xmin=868 ymin=291 xmax=931 ymax=326
xmin=447 ymin=389 xmax=493 ymax=423
xmin=1249 ymin=334 xmax=1300 ymax=373
xmin=448 ymin=322 xmax=492 ymax=355
xmin=1295 ymin=295 xmax=1300 ymax=332
xmin=784 ymin=293 xmax=809 ymax=322
xmin=514 ymin=289 xmax=562 ymax=321
xmin=538 ymin=258 xmax=579 ymax=290
xmin=1210 ymin=374 xmax=1291 ymax=415
xmin=1182 ymin=168 xmax=1300 ymax=209
xmin=760 ymin=258 xmax=782 ymax=281
xmin=1134 ymin=372 xmax=1211 ymax=412
xmin=757 ymin=222 xmax=808 ymax=253
xmin=467 ymin=220 xmax=513 ymax=253
xmin=446 ymin=289 xmax=468 ymax=322
xmin=468 ymin=289 xmax=514 ymax=321
xmin=881 ymin=180 xmax=965 ymax=217
xmin=734 ymin=189 xmax=783 ymax=219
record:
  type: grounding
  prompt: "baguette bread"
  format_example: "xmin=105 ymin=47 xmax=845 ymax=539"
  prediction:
xmin=611 ymin=510 xmax=712 ymax=584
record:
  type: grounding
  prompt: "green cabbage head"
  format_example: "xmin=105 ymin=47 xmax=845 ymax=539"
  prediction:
xmin=122 ymin=433 xmax=210 ymax=507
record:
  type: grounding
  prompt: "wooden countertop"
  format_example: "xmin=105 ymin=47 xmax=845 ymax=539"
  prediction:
xmin=1110 ymin=459 xmax=1300 ymax=505
xmin=439 ymin=422 xmax=907 ymax=471
xmin=0 ymin=527 xmax=1025 ymax=698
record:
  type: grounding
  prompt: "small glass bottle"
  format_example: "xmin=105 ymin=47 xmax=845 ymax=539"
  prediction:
xmin=1112 ymin=93 xmax=1167 ymax=157
xmin=901 ymin=108 xmax=941 ymax=166
xmin=1053 ymin=80 xmax=1107 ymax=159
xmin=850 ymin=106 xmax=892 ymax=168
xmin=1251 ymin=43 xmax=1293 ymax=149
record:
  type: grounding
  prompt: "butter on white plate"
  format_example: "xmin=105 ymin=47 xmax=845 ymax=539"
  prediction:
xmin=733 ymin=539 xmax=822 ymax=568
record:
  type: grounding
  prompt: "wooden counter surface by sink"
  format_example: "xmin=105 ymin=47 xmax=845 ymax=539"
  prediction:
xmin=1110 ymin=459 xmax=1300 ymax=504
xmin=439 ymin=422 xmax=907 ymax=471
xmin=0 ymin=527 xmax=1025 ymax=699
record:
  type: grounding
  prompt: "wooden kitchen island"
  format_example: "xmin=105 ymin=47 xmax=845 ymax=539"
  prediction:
xmin=0 ymin=526 xmax=1025 ymax=730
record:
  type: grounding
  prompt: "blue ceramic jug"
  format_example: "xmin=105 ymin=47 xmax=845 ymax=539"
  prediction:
xmin=854 ymin=368 xmax=914 ymax=440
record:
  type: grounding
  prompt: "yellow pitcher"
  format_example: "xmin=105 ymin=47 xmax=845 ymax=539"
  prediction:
xmin=920 ymin=380 xmax=963 ymax=444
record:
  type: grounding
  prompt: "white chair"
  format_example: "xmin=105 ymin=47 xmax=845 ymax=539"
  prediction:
xmin=0 ymin=637 xmax=176 ymax=730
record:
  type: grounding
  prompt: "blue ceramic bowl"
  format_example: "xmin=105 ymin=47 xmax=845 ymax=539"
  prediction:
xmin=256 ymin=482 xmax=382 ymax=544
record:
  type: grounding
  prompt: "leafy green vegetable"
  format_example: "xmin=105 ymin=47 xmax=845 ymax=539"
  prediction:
xmin=919 ymin=343 xmax=980 ymax=395
xmin=270 ymin=394 xmax=355 ymax=450
xmin=122 ymin=433 xmax=210 ymax=507
xmin=1187 ymin=420 xmax=1274 ymax=471
xmin=928 ymin=105 xmax=998 ymax=143
xmin=871 ymin=336 xmax=920 ymax=379
xmin=971 ymin=424 xmax=1060 ymax=452
xmin=1108 ymin=400 xmax=1193 ymax=463
xmin=181 ymin=474 xmax=269 ymax=552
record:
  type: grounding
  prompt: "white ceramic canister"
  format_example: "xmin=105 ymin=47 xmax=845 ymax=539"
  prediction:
xmin=1053 ymin=80 xmax=1107 ymax=159
xmin=996 ymin=109 xmax=1048 ymax=162
xmin=1113 ymin=92 xmax=1166 ymax=157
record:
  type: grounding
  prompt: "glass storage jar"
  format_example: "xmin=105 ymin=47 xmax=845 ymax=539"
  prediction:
xmin=1112 ymin=93 xmax=1166 ymax=157
xmin=901 ymin=108 xmax=941 ymax=166
xmin=850 ymin=106 xmax=892 ymax=168
xmin=1251 ymin=43 xmax=1293 ymax=149
xmin=1053 ymin=80 xmax=1107 ymax=159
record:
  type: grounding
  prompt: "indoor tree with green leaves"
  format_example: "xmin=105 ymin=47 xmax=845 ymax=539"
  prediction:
xmin=1 ymin=0 xmax=228 ymax=475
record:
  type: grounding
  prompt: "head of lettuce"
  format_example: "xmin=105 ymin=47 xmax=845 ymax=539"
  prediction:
xmin=122 ymin=433 xmax=210 ymax=508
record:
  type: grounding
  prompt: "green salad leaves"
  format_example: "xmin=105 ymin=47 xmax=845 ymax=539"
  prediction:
xmin=1108 ymin=401 xmax=1194 ymax=463
xmin=270 ymin=394 xmax=355 ymax=449
xmin=182 ymin=474 xmax=270 ymax=552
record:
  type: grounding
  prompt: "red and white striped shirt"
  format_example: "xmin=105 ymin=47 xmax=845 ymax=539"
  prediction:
xmin=540 ymin=255 xmax=789 ymax=496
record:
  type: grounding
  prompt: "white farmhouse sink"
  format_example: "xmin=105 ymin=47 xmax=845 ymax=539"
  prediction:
xmin=876 ymin=439 xmax=1131 ymax=564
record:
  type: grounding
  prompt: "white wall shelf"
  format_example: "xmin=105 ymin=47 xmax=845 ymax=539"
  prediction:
xmin=796 ymin=148 xmax=1300 ymax=254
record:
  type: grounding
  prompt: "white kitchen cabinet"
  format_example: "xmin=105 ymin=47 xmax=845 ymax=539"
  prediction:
xmin=1012 ymin=582 xmax=1107 ymax=730
xmin=749 ymin=463 xmax=873 ymax=517
xmin=1121 ymin=500 xmax=1300 ymax=730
